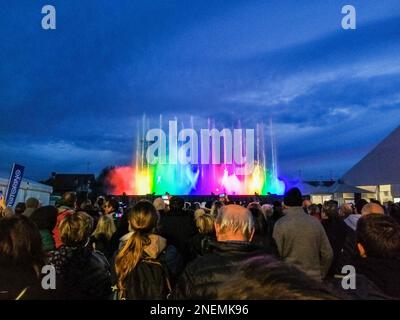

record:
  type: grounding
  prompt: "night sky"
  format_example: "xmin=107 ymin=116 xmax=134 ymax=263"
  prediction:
xmin=1 ymin=0 xmax=400 ymax=181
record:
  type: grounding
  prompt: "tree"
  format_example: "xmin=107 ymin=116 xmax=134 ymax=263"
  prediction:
xmin=93 ymin=166 xmax=115 ymax=196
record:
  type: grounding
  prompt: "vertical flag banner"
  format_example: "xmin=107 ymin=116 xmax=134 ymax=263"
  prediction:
xmin=5 ymin=163 xmax=25 ymax=207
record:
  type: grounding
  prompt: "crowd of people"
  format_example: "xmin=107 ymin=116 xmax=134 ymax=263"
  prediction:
xmin=0 ymin=188 xmax=399 ymax=300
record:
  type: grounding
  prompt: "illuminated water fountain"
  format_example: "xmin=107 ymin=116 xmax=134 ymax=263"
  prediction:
xmin=107 ymin=116 xmax=285 ymax=195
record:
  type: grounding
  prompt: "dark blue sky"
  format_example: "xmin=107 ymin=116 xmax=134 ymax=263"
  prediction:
xmin=1 ymin=0 xmax=400 ymax=181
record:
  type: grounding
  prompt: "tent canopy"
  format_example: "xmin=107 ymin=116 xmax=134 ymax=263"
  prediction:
xmin=342 ymin=126 xmax=400 ymax=186
xmin=326 ymin=181 xmax=373 ymax=194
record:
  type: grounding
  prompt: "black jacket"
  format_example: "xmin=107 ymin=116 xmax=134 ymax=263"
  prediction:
xmin=266 ymin=211 xmax=284 ymax=242
xmin=171 ymin=240 xmax=274 ymax=299
xmin=327 ymin=274 xmax=391 ymax=300
xmin=159 ymin=210 xmax=198 ymax=263
xmin=354 ymin=256 xmax=400 ymax=299
xmin=337 ymin=224 xmax=358 ymax=270
xmin=48 ymin=246 xmax=112 ymax=300
xmin=322 ymin=218 xmax=347 ymax=276
xmin=189 ymin=234 xmax=215 ymax=258
xmin=90 ymin=234 xmax=114 ymax=262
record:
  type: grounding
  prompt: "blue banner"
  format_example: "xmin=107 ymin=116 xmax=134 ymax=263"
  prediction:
xmin=5 ymin=163 xmax=25 ymax=207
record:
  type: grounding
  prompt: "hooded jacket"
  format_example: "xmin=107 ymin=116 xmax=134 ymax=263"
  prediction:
xmin=115 ymin=234 xmax=183 ymax=300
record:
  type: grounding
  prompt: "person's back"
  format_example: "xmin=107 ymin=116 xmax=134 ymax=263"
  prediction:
xmin=217 ymin=255 xmax=346 ymax=300
xmin=274 ymin=208 xmax=332 ymax=280
xmin=158 ymin=197 xmax=197 ymax=263
xmin=190 ymin=213 xmax=216 ymax=258
xmin=119 ymin=234 xmax=176 ymax=300
xmin=273 ymin=188 xmax=333 ymax=281
xmin=322 ymin=218 xmax=347 ymax=276
xmin=30 ymin=206 xmax=58 ymax=253
xmin=172 ymin=204 xmax=275 ymax=299
xmin=90 ymin=214 xmax=116 ymax=262
xmin=90 ymin=233 xmax=113 ymax=261
xmin=23 ymin=197 xmax=40 ymax=218
xmin=53 ymin=192 xmax=77 ymax=248
xmin=113 ymin=201 xmax=182 ymax=300
xmin=50 ymin=245 xmax=111 ymax=299
xmin=321 ymin=201 xmax=347 ymax=276
xmin=353 ymin=214 xmax=400 ymax=299
xmin=265 ymin=202 xmax=284 ymax=242
xmin=0 ymin=216 xmax=49 ymax=300
xmin=48 ymin=211 xmax=111 ymax=299
xmin=172 ymin=240 xmax=268 ymax=299
xmin=338 ymin=200 xmax=383 ymax=269
xmin=247 ymin=203 xmax=270 ymax=249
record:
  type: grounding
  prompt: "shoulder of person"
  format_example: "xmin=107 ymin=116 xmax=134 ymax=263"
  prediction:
xmin=89 ymin=249 xmax=110 ymax=269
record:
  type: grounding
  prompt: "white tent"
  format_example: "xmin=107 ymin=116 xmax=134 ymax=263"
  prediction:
xmin=342 ymin=125 xmax=400 ymax=202
xmin=0 ymin=177 xmax=53 ymax=206
xmin=342 ymin=126 xmax=400 ymax=186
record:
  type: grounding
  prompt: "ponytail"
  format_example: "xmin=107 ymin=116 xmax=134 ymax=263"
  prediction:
xmin=114 ymin=200 xmax=159 ymax=299
xmin=115 ymin=230 xmax=150 ymax=298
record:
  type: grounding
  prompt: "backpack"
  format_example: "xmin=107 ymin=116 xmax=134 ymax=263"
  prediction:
xmin=115 ymin=259 xmax=172 ymax=300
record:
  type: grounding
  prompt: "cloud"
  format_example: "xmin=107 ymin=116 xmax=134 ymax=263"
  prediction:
xmin=1 ymin=2 xmax=400 ymax=181
xmin=224 ymin=55 xmax=400 ymax=107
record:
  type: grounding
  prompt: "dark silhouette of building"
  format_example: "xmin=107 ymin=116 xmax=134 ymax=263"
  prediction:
xmin=43 ymin=173 xmax=95 ymax=195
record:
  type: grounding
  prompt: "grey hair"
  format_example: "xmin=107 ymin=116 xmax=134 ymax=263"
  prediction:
xmin=216 ymin=206 xmax=254 ymax=237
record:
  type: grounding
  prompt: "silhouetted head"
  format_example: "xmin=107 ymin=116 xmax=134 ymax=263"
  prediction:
xmin=322 ymin=200 xmax=339 ymax=220
xmin=284 ymin=188 xmax=303 ymax=207
xmin=30 ymin=205 xmax=58 ymax=231
xmin=361 ymin=203 xmax=385 ymax=216
xmin=15 ymin=202 xmax=26 ymax=215
xmin=217 ymin=255 xmax=344 ymax=300
xmin=357 ymin=214 xmax=400 ymax=259
xmin=62 ymin=192 xmax=77 ymax=209
xmin=355 ymin=199 xmax=368 ymax=215
xmin=26 ymin=197 xmax=40 ymax=209
xmin=169 ymin=196 xmax=184 ymax=211
xmin=0 ymin=216 xmax=44 ymax=270
xmin=104 ymin=198 xmax=119 ymax=215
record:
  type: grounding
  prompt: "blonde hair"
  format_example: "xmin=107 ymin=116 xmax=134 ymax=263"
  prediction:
xmin=59 ymin=211 xmax=93 ymax=247
xmin=153 ymin=197 xmax=166 ymax=211
xmin=0 ymin=207 xmax=14 ymax=218
xmin=114 ymin=200 xmax=159 ymax=298
xmin=92 ymin=214 xmax=116 ymax=240
xmin=210 ymin=201 xmax=224 ymax=218
xmin=194 ymin=208 xmax=206 ymax=220
xmin=195 ymin=214 xmax=215 ymax=235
